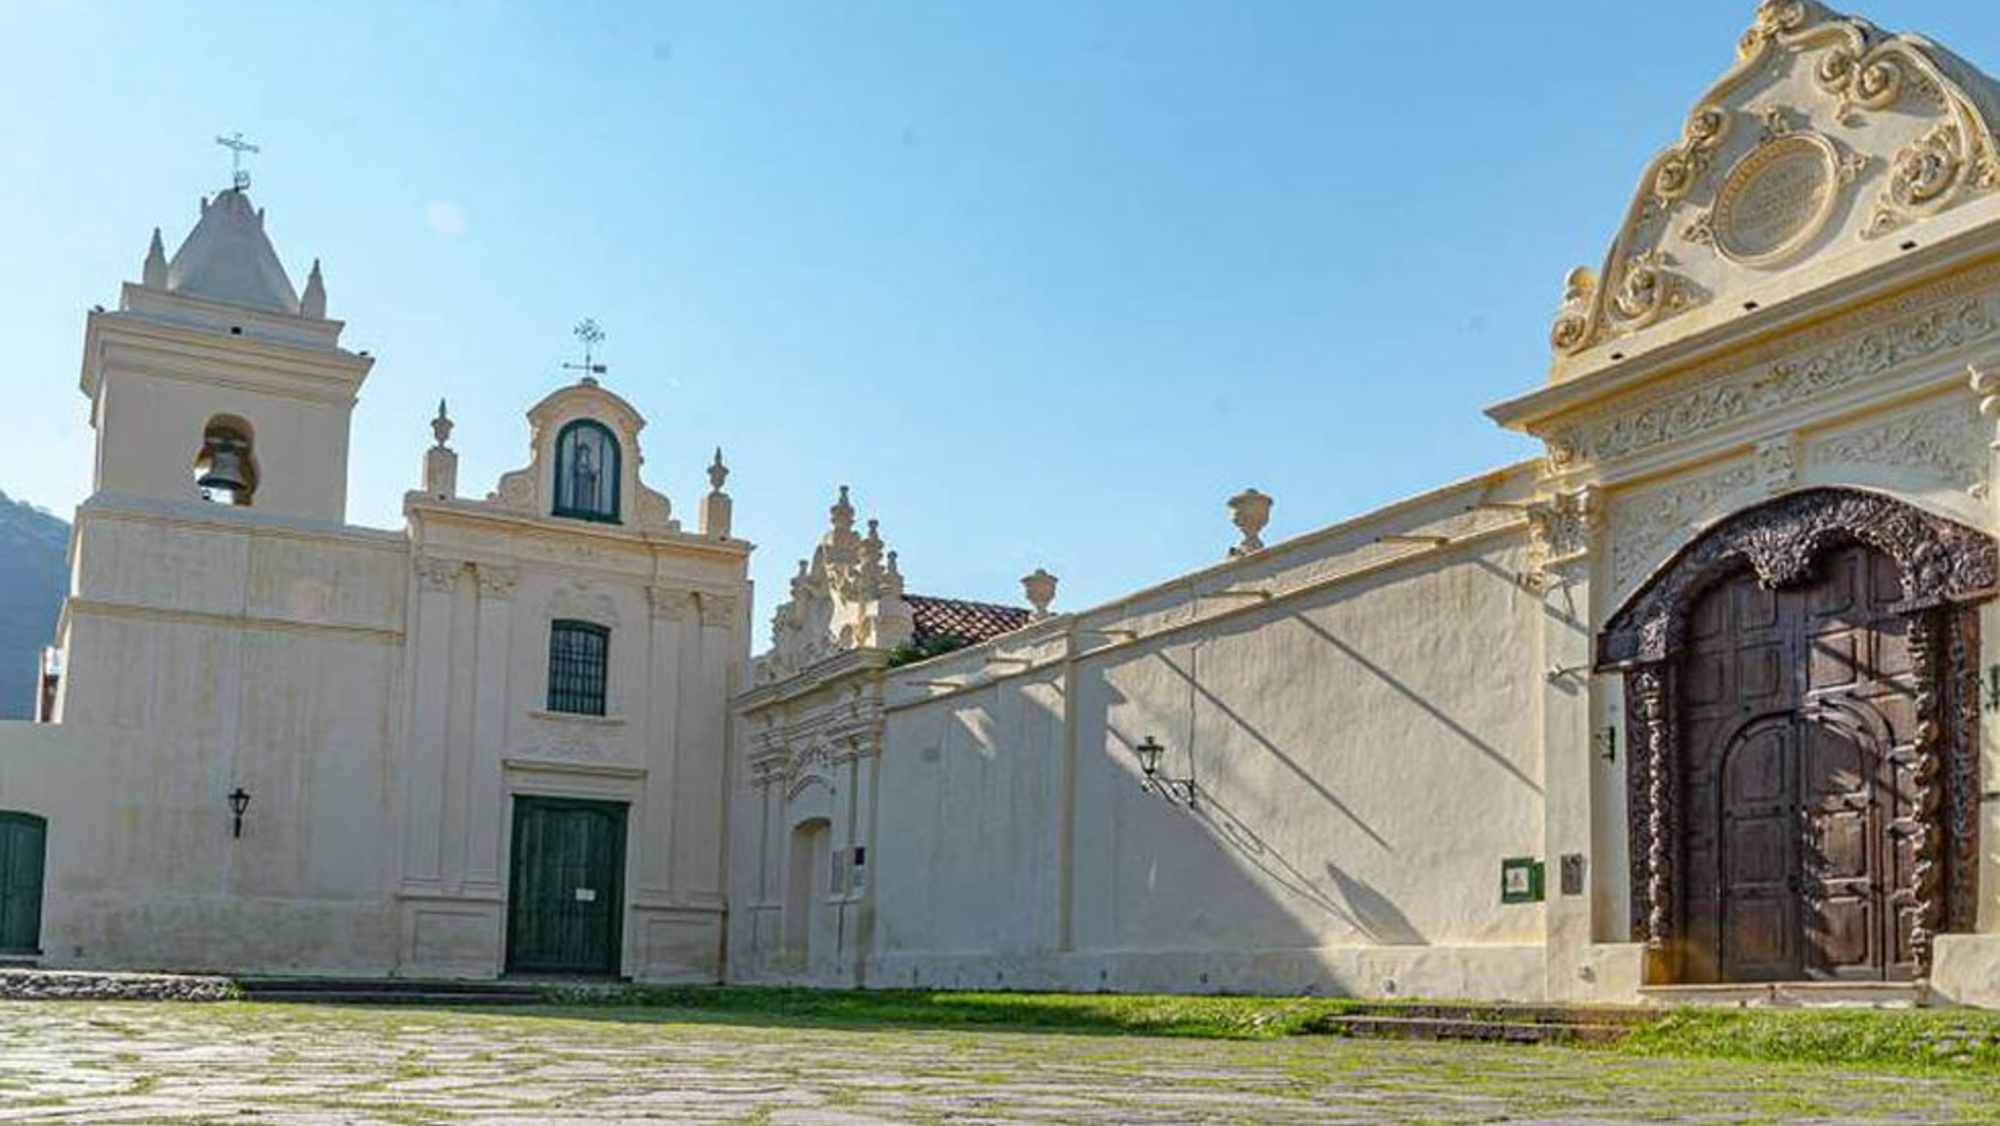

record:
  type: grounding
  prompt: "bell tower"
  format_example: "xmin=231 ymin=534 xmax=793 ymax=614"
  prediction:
xmin=78 ymin=184 xmax=373 ymax=522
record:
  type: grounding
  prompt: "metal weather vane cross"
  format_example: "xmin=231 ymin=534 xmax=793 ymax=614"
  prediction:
xmin=563 ymin=319 xmax=608 ymax=384
xmin=215 ymin=131 xmax=259 ymax=191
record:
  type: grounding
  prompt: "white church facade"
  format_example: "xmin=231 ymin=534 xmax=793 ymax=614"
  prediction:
xmin=8 ymin=1 xmax=2000 ymax=1006
xmin=2 ymin=185 xmax=752 ymax=982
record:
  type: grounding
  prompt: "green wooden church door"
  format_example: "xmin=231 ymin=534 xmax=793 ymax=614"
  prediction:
xmin=0 ymin=813 xmax=47 ymax=955
xmin=505 ymin=798 xmax=626 ymax=976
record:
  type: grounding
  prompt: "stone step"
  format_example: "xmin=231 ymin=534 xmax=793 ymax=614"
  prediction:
xmin=234 ymin=977 xmax=547 ymax=1006
xmin=1638 ymin=982 xmax=1929 ymax=1009
xmin=243 ymin=988 xmax=545 ymax=1007
xmin=1309 ymin=1014 xmax=1632 ymax=1045
xmin=1324 ymin=1001 xmax=1658 ymax=1027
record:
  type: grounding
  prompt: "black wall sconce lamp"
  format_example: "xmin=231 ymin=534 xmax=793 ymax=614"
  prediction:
xmin=227 ymin=787 xmax=252 ymax=839
xmin=1593 ymin=725 xmax=1617 ymax=764
xmin=1133 ymin=735 xmax=1197 ymax=809
xmin=1982 ymin=665 xmax=2000 ymax=713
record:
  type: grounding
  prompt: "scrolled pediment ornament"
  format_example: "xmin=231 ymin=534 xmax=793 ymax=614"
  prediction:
xmin=1552 ymin=107 xmax=1725 ymax=358
xmin=1598 ymin=487 xmax=1998 ymax=669
xmin=1741 ymin=0 xmax=1809 ymax=52
xmin=1868 ymin=120 xmax=1999 ymax=238
xmin=1813 ymin=38 xmax=1905 ymax=118
xmin=1549 ymin=1 xmax=2000 ymax=366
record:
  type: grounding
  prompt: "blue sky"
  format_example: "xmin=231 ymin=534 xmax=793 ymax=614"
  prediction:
xmin=2 ymin=1 xmax=1994 ymax=620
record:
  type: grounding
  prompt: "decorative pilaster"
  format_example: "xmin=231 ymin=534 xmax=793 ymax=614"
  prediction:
xmin=642 ymin=585 xmax=689 ymax=898
xmin=403 ymin=555 xmax=466 ymax=888
xmin=1907 ymin=608 xmax=1944 ymax=974
xmin=699 ymin=593 xmax=736 ymax=631
xmin=678 ymin=589 xmax=737 ymax=899
xmin=1626 ymin=664 xmax=1676 ymax=956
xmin=463 ymin=561 xmax=517 ymax=891
xmin=1945 ymin=607 xmax=1984 ymax=934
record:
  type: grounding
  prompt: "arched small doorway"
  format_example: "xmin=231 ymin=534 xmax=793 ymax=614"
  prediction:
xmin=785 ymin=818 xmax=832 ymax=973
xmin=1599 ymin=489 xmax=1996 ymax=984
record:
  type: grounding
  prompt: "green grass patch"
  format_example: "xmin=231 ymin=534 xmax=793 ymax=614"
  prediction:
xmin=532 ymin=984 xmax=1361 ymax=1039
xmin=524 ymin=984 xmax=2000 ymax=1076
xmin=1622 ymin=1007 xmax=2000 ymax=1074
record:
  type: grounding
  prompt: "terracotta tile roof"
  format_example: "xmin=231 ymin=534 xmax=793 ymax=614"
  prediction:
xmin=905 ymin=594 xmax=1033 ymax=647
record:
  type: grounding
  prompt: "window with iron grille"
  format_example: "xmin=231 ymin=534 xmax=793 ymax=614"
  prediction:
xmin=547 ymin=620 xmax=610 ymax=716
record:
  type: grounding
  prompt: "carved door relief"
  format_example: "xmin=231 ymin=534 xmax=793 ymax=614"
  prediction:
xmin=1600 ymin=489 xmax=1994 ymax=984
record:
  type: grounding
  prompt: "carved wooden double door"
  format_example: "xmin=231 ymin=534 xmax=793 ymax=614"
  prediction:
xmin=1678 ymin=543 xmax=1917 ymax=982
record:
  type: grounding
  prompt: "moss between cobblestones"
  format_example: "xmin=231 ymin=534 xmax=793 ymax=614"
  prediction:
xmin=1622 ymin=1006 xmax=2000 ymax=1073
xmin=534 ymin=984 xmax=2000 ymax=1076
xmin=9 ymin=999 xmax=2000 ymax=1125
xmin=534 ymin=983 xmax=1363 ymax=1039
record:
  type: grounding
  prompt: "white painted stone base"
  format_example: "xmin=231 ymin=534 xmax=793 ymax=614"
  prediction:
xmin=1930 ymin=934 xmax=2000 ymax=1007
xmin=1569 ymin=942 xmax=1645 ymax=1004
xmin=860 ymin=945 xmax=1547 ymax=1001
xmin=43 ymin=894 xmax=397 ymax=978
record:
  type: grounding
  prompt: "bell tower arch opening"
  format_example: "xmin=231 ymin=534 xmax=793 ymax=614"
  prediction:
xmin=80 ymin=188 xmax=372 ymax=523
xmin=193 ymin=415 xmax=259 ymax=507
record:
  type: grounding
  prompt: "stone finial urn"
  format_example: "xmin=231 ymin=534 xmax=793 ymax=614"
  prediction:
xmin=1228 ymin=488 xmax=1272 ymax=557
xmin=1021 ymin=568 xmax=1058 ymax=619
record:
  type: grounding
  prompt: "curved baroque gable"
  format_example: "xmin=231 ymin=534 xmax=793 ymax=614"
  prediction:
xmin=485 ymin=381 xmax=678 ymax=530
xmin=1551 ymin=2 xmax=2000 ymax=375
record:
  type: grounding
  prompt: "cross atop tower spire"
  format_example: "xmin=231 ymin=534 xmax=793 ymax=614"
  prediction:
xmin=215 ymin=131 xmax=259 ymax=191
xmin=562 ymin=318 xmax=608 ymax=385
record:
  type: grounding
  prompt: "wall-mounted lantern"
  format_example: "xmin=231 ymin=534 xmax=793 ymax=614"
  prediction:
xmin=227 ymin=787 xmax=252 ymax=839
xmin=1593 ymin=725 xmax=1617 ymax=764
xmin=1982 ymin=665 xmax=2000 ymax=713
xmin=1133 ymin=735 xmax=1197 ymax=809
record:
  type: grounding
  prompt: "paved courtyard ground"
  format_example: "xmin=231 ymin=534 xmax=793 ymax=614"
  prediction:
xmin=0 ymin=1000 xmax=1997 ymax=1125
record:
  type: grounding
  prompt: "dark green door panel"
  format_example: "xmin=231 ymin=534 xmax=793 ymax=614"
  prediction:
xmin=0 ymin=812 xmax=46 ymax=954
xmin=505 ymin=798 xmax=626 ymax=975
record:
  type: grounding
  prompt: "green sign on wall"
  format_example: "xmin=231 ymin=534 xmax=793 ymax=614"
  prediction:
xmin=1500 ymin=856 xmax=1544 ymax=904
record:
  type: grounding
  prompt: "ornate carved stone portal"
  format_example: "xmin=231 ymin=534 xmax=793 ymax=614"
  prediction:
xmin=1598 ymin=488 xmax=1995 ymax=982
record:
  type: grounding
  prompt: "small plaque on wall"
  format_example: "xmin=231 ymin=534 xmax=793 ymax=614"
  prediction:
xmin=1560 ymin=853 xmax=1587 ymax=897
xmin=1501 ymin=857 xmax=1544 ymax=904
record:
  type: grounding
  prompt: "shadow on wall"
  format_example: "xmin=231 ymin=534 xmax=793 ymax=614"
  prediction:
xmin=1095 ymin=556 xmax=1534 ymax=950
xmin=1165 ymin=764 xmax=1426 ymax=945
xmin=1287 ymin=613 xmax=1542 ymax=796
xmin=1152 ymin=652 xmax=1391 ymax=850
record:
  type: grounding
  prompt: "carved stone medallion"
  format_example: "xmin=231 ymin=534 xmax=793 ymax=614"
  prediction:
xmin=1713 ymin=133 xmax=1842 ymax=267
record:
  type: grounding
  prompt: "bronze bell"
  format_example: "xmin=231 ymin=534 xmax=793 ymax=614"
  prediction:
xmin=197 ymin=432 xmax=253 ymax=495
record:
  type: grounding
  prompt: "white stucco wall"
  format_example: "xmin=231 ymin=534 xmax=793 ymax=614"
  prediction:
xmin=14 ymin=496 xmax=408 ymax=973
xmin=735 ymin=467 xmax=1553 ymax=1000
xmin=875 ymin=509 xmax=1547 ymax=997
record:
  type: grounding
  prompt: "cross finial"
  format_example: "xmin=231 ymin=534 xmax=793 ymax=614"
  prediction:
xmin=215 ymin=131 xmax=260 ymax=191
xmin=562 ymin=318 xmax=608 ymax=385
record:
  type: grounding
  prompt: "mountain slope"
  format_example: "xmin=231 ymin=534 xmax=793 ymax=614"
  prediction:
xmin=0 ymin=492 xmax=68 ymax=719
